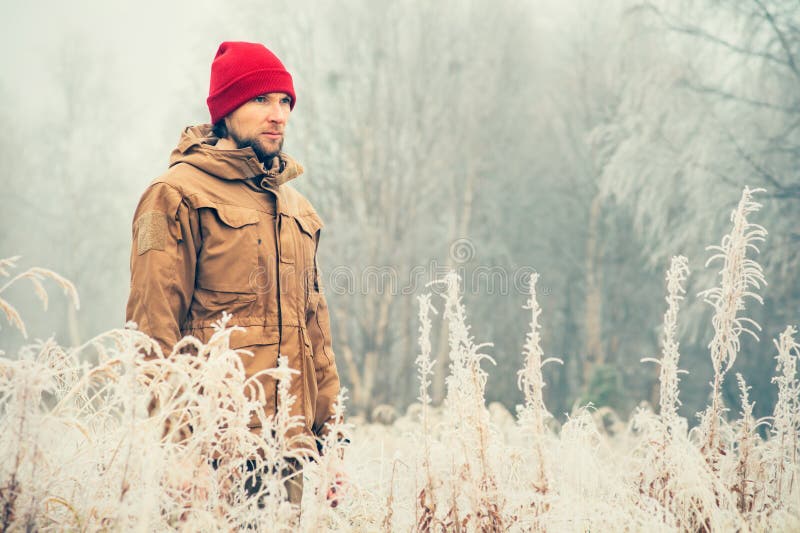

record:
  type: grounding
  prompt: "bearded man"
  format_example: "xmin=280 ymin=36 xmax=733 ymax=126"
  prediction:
xmin=126 ymin=41 xmax=344 ymax=508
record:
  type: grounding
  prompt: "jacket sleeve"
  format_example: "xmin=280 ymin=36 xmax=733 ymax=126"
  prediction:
xmin=306 ymin=246 xmax=342 ymax=439
xmin=126 ymin=182 xmax=198 ymax=356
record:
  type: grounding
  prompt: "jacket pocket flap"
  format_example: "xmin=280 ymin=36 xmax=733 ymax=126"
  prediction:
xmin=294 ymin=212 xmax=324 ymax=237
xmin=188 ymin=195 xmax=260 ymax=228
xmin=213 ymin=204 xmax=260 ymax=228
xmin=229 ymin=326 xmax=280 ymax=350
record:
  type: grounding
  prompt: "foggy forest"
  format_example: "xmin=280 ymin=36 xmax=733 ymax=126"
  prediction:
xmin=1 ymin=0 xmax=798 ymax=530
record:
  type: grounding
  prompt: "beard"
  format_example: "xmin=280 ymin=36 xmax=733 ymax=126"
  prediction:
xmin=230 ymin=130 xmax=284 ymax=165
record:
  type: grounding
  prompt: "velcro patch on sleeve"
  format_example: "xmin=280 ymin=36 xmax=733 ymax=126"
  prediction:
xmin=136 ymin=211 xmax=168 ymax=255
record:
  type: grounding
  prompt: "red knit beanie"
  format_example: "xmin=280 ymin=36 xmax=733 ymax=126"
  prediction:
xmin=206 ymin=41 xmax=296 ymax=124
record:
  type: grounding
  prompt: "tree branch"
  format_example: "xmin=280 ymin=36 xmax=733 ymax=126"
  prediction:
xmin=677 ymin=78 xmax=799 ymax=113
xmin=751 ymin=0 xmax=800 ymax=82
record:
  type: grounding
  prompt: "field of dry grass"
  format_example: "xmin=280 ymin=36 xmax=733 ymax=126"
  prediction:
xmin=0 ymin=187 xmax=797 ymax=531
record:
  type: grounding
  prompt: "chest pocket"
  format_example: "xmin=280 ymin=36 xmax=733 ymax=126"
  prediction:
xmin=191 ymin=197 xmax=261 ymax=293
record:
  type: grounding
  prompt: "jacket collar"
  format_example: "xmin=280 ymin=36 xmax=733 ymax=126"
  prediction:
xmin=169 ymin=124 xmax=304 ymax=188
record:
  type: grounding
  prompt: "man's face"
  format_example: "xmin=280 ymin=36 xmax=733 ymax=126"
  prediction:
xmin=224 ymin=92 xmax=292 ymax=163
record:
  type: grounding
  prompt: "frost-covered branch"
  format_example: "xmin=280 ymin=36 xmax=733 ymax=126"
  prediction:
xmin=516 ymin=273 xmax=561 ymax=496
xmin=642 ymin=255 xmax=690 ymax=428
xmin=697 ymin=186 xmax=767 ymax=467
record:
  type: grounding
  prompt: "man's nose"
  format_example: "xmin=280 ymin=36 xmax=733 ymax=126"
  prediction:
xmin=267 ymin=102 xmax=288 ymax=123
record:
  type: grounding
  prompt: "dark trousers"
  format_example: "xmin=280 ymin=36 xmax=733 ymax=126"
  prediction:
xmin=211 ymin=458 xmax=304 ymax=508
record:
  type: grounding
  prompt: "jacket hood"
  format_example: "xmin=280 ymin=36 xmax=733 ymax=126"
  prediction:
xmin=169 ymin=124 xmax=304 ymax=188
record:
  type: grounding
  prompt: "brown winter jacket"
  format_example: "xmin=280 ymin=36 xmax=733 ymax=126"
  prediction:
xmin=125 ymin=124 xmax=340 ymax=449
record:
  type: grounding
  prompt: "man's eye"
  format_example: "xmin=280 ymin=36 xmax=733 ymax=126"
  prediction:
xmin=281 ymin=97 xmax=292 ymax=105
xmin=254 ymin=96 xmax=267 ymax=103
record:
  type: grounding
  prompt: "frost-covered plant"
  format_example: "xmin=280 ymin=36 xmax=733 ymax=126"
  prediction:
xmin=432 ymin=271 xmax=504 ymax=531
xmin=413 ymin=293 xmax=438 ymax=531
xmin=0 ymin=343 xmax=61 ymax=529
xmin=515 ymin=272 xmax=561 ymax=499
xmin=302 ymin=387 xmax=352 ymax=532
xmin=768 ymin=325 xmax=799 ymax=508
xmin=731 ymin=373 xmax=765 ymax=518
xmin=0 ymin=305 xmax=317 ymax=531
xmin=629 ymin=401 xmax=739 ymax=532
xmin=233 ymin=353 xmax=313 ymax=530
xmin=636 ymin=256 xmax=691 ymax=513
xmin=648 ymin=255 xmax=690 ymax=429
xmin=630 ymin=254 xmax=735 ymax=531
xmin=0 ymin=256 xmax=79 ymax=338
xmin=696 ymin=186 xmax=767 ymax=469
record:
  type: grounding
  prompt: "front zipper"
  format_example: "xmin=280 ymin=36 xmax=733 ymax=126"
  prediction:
xmin=273 ymin=192 xmax=283 ymax=415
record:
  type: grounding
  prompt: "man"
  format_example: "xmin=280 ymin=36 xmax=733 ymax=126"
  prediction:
xmin=125 ymin=41 xmax=343 ymax=508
